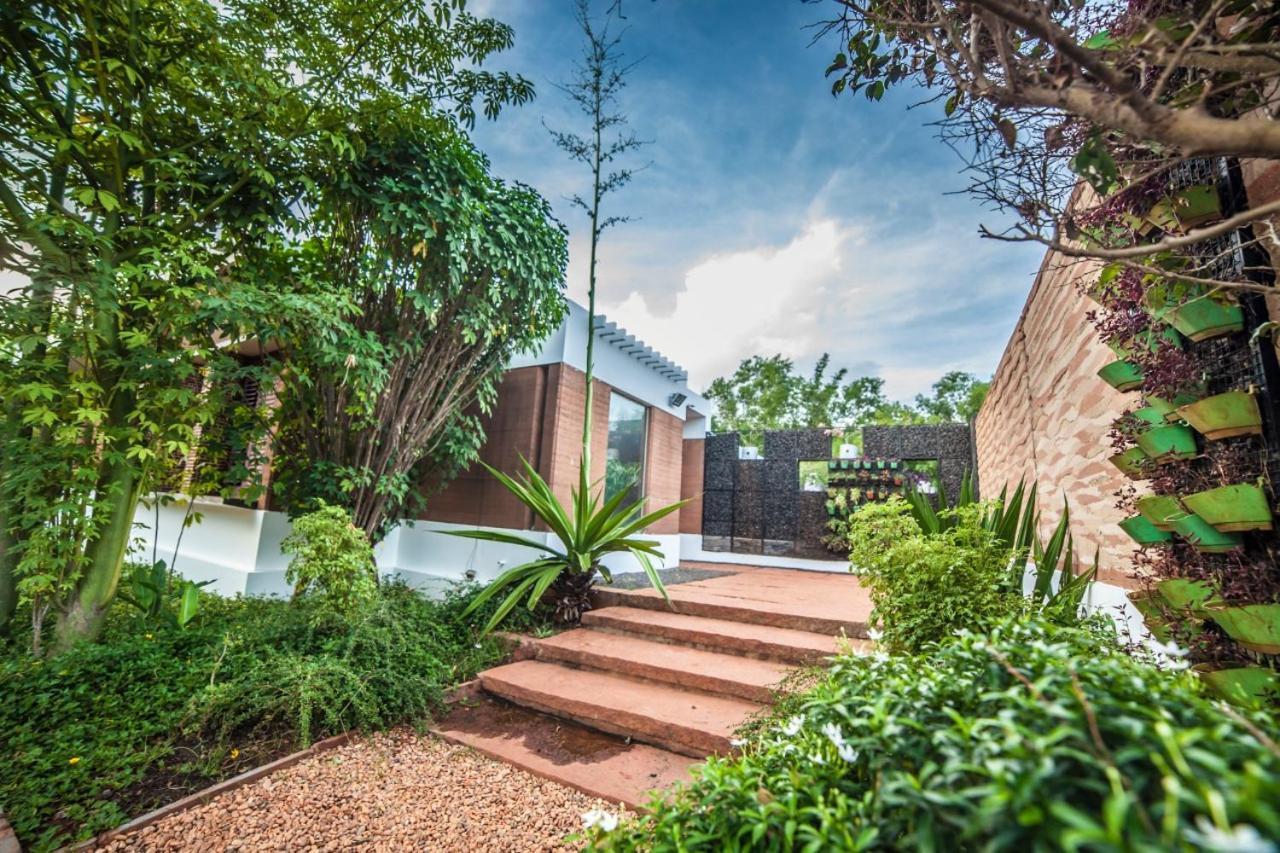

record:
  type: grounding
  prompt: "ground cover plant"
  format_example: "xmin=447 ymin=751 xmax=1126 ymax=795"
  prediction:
xmin=0 ymin=580 xmax=532 ymax=851
xmin=587 ymin=618 xmax=1280 ymax=851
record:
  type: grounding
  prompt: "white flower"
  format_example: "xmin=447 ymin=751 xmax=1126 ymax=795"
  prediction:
xmin=820 ymin=722 xmax=844 ymax=746
xmin=866 ymin=627 xmax=884 ymax=642
xmin=581 ymin=809 xmax=619 ymax=833
xmin=872 ymin=651 xmax=890 ymax=665
xmin=809 ymin=752 xmax=826 ymax=765
xmin=1186 ymin=817 xmax=1276 ymax=853
xmin=1146 ymin=637 xmax=1191 ymax=670
xmin=781 ymin=715 xmax=804 ymax=737
xmin=836 ymin=741 xmax=858 ymax=763
xmin=730 ymin=737 xmax=747 ymax=748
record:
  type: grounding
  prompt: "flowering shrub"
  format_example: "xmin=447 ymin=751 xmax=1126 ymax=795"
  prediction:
xmin=588 ymin=619 xmax=1280 ymax=851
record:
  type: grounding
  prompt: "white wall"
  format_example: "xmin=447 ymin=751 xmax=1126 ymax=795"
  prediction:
xmin=131 ymin=499 xmax=682 ymax=598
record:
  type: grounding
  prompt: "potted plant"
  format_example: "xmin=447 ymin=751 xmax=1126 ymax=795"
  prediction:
xmin=1107 ymin=326 xmax=1184 ymax=360
xmin=828 ymin=460 xmax=839 ymax=471
xmin=1181 ymin=482 xmax=1273 ymax=532
xmin=1135 ymin=494 xmax=1184 ymax=530
xmin=1143 ymin=277 xmax=1244 ymax=341
xmin=1155 ymin=578 xmax=1220 ymax=611
xmin=1145 ymin=184 xmax=1222 ymax=232
xmin=1177 ymin=391 xmax=1263 ymax=441
xmin=825 ymin=499 xmax=837 ymax=517
xmin=1168 ymin=511 xmax=1243 ymax=553
xmin=1208 ymin=604 xmax=1280 ymax=655
xmin=1119 ymin=515 xmax=1172 ymax=545
xmin=1134 ymin=422 xmax=1197 ymax=463
xmin=1098 ymin=359 xmax=1144 ymax=391
xmin=1195 ymin=665 xmax=1280 ymax=708
xmin=1147 ymin=392 xmax=1202 ymax=422
xmin=1110 ymin=446 xmax=1150 ymax=479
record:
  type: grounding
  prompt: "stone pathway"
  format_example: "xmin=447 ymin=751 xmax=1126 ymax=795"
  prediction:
xmin=438 ymin=563 xmax=873 ymax=809
xmin=92 ymin=731 xmax=618 ymax=852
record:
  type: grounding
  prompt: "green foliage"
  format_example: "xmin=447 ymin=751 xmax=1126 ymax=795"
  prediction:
xmin=847 ymin=498 xmax=1024 ymax=653
xmin=590 ymin=619 xmax=1280 ymax=851
xmin=118 ymin=560 xmax=210 ymax=629
xmin=449 ymin=456 xmax=685 ymax=632
xmin=704 ymin=355 xmax=989 ymax=434
xmin=280 ymin=503 xmax=378 ymax=620
xmin=0 ymin=582 xmax=504 ymax=851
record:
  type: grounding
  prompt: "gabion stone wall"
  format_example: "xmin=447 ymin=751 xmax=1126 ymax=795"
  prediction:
xmin=862 ymin=424 xmax=975 ymax=506
xmin=702 ymin=424 xmax=977 ymax=559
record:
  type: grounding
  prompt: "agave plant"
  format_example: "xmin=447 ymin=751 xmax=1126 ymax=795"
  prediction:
xmin=447 ymin=456 xmax=686 ymax=633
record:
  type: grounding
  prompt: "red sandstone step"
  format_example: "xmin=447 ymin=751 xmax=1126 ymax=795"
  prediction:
xmin=592 ymin=581 xmax=869 ymax=636
xmin=432 ymin=696 xmax=699 ymax=811
xmin=534 ymin=628 xmax=794 ymax=703
xmin=581 ymin=606 xmax=858 ymax=664
xmin=479 ymin=660 xmax=762 ymax=758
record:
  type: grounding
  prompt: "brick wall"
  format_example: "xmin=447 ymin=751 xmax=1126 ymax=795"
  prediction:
xmin=643 ymin=408 xmax=684 ymax=534
xmin=679 ymin=438 xmax=704 ymax=534
xmin=974 ymin=251 xmax=1140 ymax=587
xmin=537 ymin=363 xmax=610 ymax=511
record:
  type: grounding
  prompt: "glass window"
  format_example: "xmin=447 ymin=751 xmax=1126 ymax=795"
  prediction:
xmin=606 ymin=392 xmax=647 ymax=505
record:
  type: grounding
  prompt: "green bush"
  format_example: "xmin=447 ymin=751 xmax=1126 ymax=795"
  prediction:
xmin=0 ymin=582 xmax=505 ymax=851
xmin=591 ymin=619 xmax=1280 ymax=851
xmin=846 ymin=498 xmax=1024 ymax=652
xmin=281 ymin=502 xmax=379 ymax=619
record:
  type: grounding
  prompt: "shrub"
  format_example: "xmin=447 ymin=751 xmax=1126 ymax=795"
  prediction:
xmin=281 ymin=502 xmax=378 ymax=619
xmin=846 ymin=498 xmax=1024 ymax=652
xmin=591 ymin=619 xmax=1280 ymax=851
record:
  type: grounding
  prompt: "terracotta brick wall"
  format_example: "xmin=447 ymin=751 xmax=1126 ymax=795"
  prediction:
xmin=537 ymin=363 xmax=610 ymax=511
xmin=643 ymin=409 xmax=684 ymax=534
xmin=679 ymin=438 xmax=704 ymax=534
xmin=974 ymin=251 xmax=1140 ymax=587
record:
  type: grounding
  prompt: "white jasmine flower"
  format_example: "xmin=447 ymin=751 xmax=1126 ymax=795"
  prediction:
xmin=1186 ymin=817 xmax=1276 ymax=853
xmin=872 ymin=651 xmax=890 ymax=665
xmin=836 ymin=741 xmax=858 ymax=763
xmin=820 ymin=722 xmax=845 ymax=746
xmin=581 ymin=809 xmax=619 ymax=832
xmin=781 ymin=715 xmax=804 ymax=737
xmin=809 ymin=752 xmax=826 ymax=765
xmin=1146 ymin=637 xmax=1191 ymax=671
xmin=730 ymin=737 xmax=747 ymax=748
xmin=866 ymin=627 xmax=884 ymax=642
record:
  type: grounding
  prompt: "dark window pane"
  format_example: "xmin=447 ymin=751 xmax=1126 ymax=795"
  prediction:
xmin=606 ymin=392 xmax=646 ymax=505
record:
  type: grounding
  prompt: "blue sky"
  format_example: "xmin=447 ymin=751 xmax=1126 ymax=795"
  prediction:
xmin=468 ymin=0 xmax=1045 ymax=401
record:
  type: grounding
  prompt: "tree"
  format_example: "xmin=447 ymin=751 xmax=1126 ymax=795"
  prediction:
xmin=270 ymin=129 xmax=568 ymax=542
xmin=0 ymin=0 xmax=534 ymax=648
xmin=914 ymin=371 xmax=990 ymax=423
xmin=816 ymin=0 xmax=1280 ymax=292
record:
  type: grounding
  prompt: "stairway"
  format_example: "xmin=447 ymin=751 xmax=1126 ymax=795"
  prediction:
xmin=435 ymin=566 xmax=872 ymax=809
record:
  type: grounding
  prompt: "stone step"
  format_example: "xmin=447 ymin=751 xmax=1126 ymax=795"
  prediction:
xmin=432 ymin=696 xmax=699 ymax=811
xmin=581 ymin=606 xmax=858 ymax=665
xmin=479 ymin=660 xmax=762 ymax=758
xmin=534 ymin=628 xmax=794 ymax=703
xmin=592 ymin=574 xmax=869 ymax=637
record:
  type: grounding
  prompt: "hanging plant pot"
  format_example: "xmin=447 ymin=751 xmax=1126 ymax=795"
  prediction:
xmin=1128 ymin=590 xmax=1173 ymax=641
xmin=1168 ymin=511 xmax=1243 ymax=553
xmin=1208 ymin=604 xmax=1280 ymax=655
xmin=1119 ymin=515 xmax=1172 ymax=545
xmin=1182 ymin=483 xmax=1273 ymax=533
xmin=1109 ymin=446 xmax=1150 ymax=479
xmin=1108 ymin=326 xmax=1184 ymax=360
xmin=1146 ymin=392 xmax=1202 ymax=422
xmin=1098 ymin=359 xmax=1144 ymax=392
xmin=1177 ymin=391 xmax=1263 ymax=441
xmin=1131 ymin=407 xmax=1168 ymax=427
xmin=1134 ymin=423 xmax=1197 ymax=463
xmin=1164 ymin=295 xmax=1245 ymax=342
xmin=1195 ymin=665 xmax=1280 ymax=708
xmin=1146 ymin=184 xmax=1223 ymax=232
xmin=828 ymin=460 xmax=839 ymax=471
xmin=1155 ymin=578 xmax=1220 ymax=611
xmin=1135 ymin=494 xmax=1184 ymax=531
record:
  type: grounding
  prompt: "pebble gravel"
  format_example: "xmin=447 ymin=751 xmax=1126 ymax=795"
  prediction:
xmin=93 ymin=730 xmax=625 ymax=852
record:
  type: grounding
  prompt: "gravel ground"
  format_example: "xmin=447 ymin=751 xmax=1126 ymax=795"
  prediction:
xmin=608 ymin=566 xmax=732 ymax=590
xmin=93 ymin=730 xmax=625 ymax=852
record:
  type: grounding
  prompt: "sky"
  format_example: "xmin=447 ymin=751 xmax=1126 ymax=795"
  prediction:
xmin=468 ymin=0 xmax=1046 ymax=401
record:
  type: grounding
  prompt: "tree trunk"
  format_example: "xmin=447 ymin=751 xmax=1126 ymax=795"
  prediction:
xmin=549 ymin=569 xmax=597 ymax=625
xmin=0 ymin=527 xmax=16 ymax=636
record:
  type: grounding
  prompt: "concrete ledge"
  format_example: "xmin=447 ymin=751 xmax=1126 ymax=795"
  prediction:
xmin=0 ymin=810 xmax=20 ymax=853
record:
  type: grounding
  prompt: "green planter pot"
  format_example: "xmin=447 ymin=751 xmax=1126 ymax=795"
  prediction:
xmin=1177 ymin=391 xmax=1263 ymax=441
xmin=1208 ymin=604 xmax=1280 ymax=655
xmin=1196 ymin=665 xmax=1280 ymax=708
xmin=1109 ymin=446 xmax=1150 ymax=479
xmin=1147 ymin=184 xmax=1223 ymax=232
xmin=1164 ymin=295 xmax=1245 ymax=342
xmin=1135 ymin=494 xmax=1184 ymax=531
xmin=1131 ymin=407 xmax=1168 ymax=426
xmin=1182 ymin=483 xmax=1273 ymax=533
xmin=1108 ymin=326 xmax=1184 ymax=360
xmin=1147 ymin=392 xmax=1201 ymax=422
xmin=1134 ymin=423 xmax=1197 ymax=463
xmin=828 ymin=460 xmax=838 ymax=471
xmin=1119 ymin=515 xmax=1172 ymax=545
xmin=825 ymin=500 xmax=837 ymax=516
xmin=1098 ymin=359 xmax=1144 ymax=392
xmin=1128 ymin=590 xmax=1173 ymax=641
xmin=1169 ymin=511 xmax=1243 ymax=553
xmin=1155 ymin=578 xmax=1220 ymax=611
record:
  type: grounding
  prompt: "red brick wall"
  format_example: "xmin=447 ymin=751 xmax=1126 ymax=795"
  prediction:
xmin=537 ymin=363 xmax=610 ymax=511
xmin=679 ymin=438 xmax=704 ymax=534
xmin=643 ymin=409 xmax=684 ymax=534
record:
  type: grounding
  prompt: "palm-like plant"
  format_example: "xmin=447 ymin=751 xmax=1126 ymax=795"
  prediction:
xmin=447 ymin=456 xmax=685 ymax=633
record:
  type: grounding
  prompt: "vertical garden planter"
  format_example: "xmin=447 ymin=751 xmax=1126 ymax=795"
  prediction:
xmin=1207 ymin=604 xmax=1280 ymax=655
xmin=1146 ymin=184 xmax=1222 ymax=232
xmin=1119 ymin=515 xmax=1172 ymax=545
xmin=1109 ymin=446 xmax=1150 ymax=479
xmin=1163 ymin=295 xmax=1245 ymax=342
xmin=1168 ymin=511 xmax=1243 ymax=553
xmin=1134 ymin=423 xmax=1197 ymax=463
xmin=1155 ymin=578 xmax=1219 ymax=611
xmin=1108 ymin=326 xmax=1184 ymax=360
xmin=1176 ymin=391 xmax=1263 ymax=441
xmin=1127 ymin=590 xmax=1173 ymax=641
xmin=1195 ymin=665 xmax=1280 ymax=708
xmin=1181 ymin=483 xmax=1273 ymax=532
xmin=1098 ymin=359 xmax=1144 ymax=392
xmin=1135 ymin=494 xmax=1184 ymax=531
xmin=1146 ymin=392 xmax=1201 ymax=422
